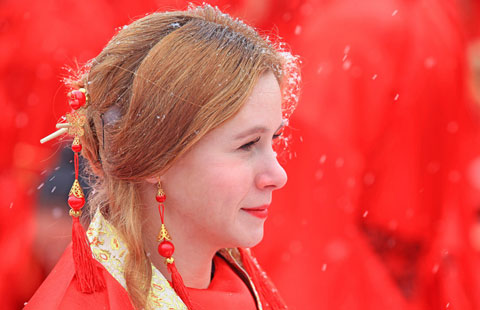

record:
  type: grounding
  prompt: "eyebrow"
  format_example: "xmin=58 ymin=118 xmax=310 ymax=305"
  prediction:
xmin=234 ymin=121 xmax=285 ymax=140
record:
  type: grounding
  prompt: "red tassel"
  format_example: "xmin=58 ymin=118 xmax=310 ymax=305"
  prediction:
xmin=167 ymin=260 xmax=196 ymax=310
xmin=239 ymin=248 xmax=288 ymax=310
xmin=71 ymin=216 xmax=105 ymax=293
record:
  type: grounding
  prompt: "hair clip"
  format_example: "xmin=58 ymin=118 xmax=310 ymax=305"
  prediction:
xmin=40 ymin=89 xmax=87 ymax=144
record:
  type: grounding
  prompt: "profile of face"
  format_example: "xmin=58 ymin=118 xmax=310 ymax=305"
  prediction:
xmin=160 ymin=71 xmax=287 ymax=250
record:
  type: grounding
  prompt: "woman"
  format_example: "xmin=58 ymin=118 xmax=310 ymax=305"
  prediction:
xmin=27 ymin=4 xmax=300 ymax=309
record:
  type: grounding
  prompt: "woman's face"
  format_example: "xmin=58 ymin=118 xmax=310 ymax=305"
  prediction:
xmin=161 ymin=71 xmax=287 ymax=249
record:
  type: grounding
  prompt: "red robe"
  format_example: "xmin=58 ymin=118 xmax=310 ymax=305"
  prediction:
xmin=25 ymin=244 xmax=258 ymax=309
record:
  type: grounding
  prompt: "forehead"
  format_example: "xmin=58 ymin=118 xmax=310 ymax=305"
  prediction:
xmin=223 ymin=72 xmax=282 ymax=129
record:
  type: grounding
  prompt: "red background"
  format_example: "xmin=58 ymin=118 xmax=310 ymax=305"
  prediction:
xmin=2 ymin=0 xmax=480 ymax=309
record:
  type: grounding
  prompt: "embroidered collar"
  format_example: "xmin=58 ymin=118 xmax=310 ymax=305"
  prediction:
xmin=86 ymin=210 xmax=188 ymax=309
xmin=86 ymin=209 xmax=262 ymax=310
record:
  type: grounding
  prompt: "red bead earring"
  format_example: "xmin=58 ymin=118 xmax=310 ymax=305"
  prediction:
xmin=156 ymin=184 xmax=175 ymax=260
xmin=155 ymin=182 xmax=195 ymax=309
xmin=60 ymin=88 xmax=104 ymax=293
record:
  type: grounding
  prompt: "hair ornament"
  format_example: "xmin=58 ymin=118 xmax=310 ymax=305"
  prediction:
xmin=39 ymin=87 xmax=105 ymax=293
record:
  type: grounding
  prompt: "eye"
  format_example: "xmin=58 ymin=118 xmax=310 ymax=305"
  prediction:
xmin=272 ymin=133 xmax=282 ymax=140
xmin=240 ymin=137 xmax=260 ymax=151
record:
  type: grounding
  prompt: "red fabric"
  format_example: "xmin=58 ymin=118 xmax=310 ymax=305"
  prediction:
xmin=25 ymin=244 xmax=134 ymax=310
xmin=26 ymin=246 xmax=257 ymax=309
xmin=187 ymin=256 xmax=257 ymax=310
xmin=253 ymin=0 xmax=480 ymax=309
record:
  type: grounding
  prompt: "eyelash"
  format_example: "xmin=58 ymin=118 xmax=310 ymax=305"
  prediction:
xmin=240 ymin=134 xmax=282 ymax=151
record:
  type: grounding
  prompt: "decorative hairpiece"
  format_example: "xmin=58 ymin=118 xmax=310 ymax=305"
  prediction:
xmin=40 ymin=88 xmax=105 ymax=293
xmin=40 ymin=89 xmax=88 ymax=144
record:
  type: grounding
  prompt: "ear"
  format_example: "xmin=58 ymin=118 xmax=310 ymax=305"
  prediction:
xmin=145 ymin=176 xmax=160 ymax=185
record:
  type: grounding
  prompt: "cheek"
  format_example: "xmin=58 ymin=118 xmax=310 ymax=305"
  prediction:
xmin=199 ymin=161 xmax=252 ymax=209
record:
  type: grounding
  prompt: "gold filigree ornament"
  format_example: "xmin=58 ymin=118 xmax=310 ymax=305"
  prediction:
xmin=66 ymin=110 xmax=87 ymax=137
xmin=157 ymin=224 xmax=172 ymax=242
xmin=69 ymin=179 xmax=85 ymax=199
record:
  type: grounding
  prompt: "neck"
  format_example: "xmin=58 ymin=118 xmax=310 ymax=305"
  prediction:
xmin=143 ymin=204 xmax=217 ymax=289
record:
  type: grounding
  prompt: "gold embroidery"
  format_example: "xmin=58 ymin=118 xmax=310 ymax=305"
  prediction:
xmin=65 ymin=111 xmax=86 ymax=137
xmin=87 ymin=210 xmax=187 ymax=309
xmin=111 ymin=238 xmax=120 ymax=250
xmin=69 ymin=179 xmax=84 ymax=198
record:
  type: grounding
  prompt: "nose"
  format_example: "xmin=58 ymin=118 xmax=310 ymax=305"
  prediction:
xmin=255 ymin=150 xmax=288 ymax=190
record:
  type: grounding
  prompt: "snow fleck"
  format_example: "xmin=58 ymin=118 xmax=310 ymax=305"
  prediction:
xmin=363 ymin=210 xmax=369 ymax=218
xmin=294 ymin=25 xmax=302 ymax=35
xmin=170 ymin=22 xmax=180 ymax=28
xmin=372 ymin=74 xmax=378 ymax=80
xmin=51 ymin=186 xmax=57 ymax=193
xmin=424 ymin=57 xmax=437 ymax=69
xmin=48 ymin=175 xmax=56 ymax=181
xmin=9 ymin=202 xmax=13 ymax=209
xmin=37 ymin=183 xmax=44 ymax=190
xmin=344 ymin=45 xmax=351 ymax=55
xmin=289 ymin=240 xmax=303 ymax=254
xmin=15 ymin=112 xmax=29 ymax=128
xmin=394 ymin=93 xmax=400 ymax=101
xmin=363 ymin=172 xmax=375 ymax=186
xmin=392 ymin=9 xmax=398 ymax=16
xmin=281 ymin=252 xmax=291 ymax=262
xmin=52 ymin=207 xmax=62 ymax=219
xmin=347 ymin=177 xmax=356 ymax=188
xmin=406 ymin=209 xmax=414 ymax=218
xmin=282 ymin=12 xmax=292 ymax=22
xmin=317 ymin=66 xmax=324 ymax=74
xmin=315 ymin=170 xmax=324 ymax=180
xmin=447 ymin=121 xmax=458 ymax=133
xmin=388 ymin=220 xmax=398 ymax=230
xmin=322 ymin=264 xmax=327 ymax=272
xmin=446 ymin=302 xmax=450 ymax=308
xmin=54 ymin=166 xmax=61 ymax=171
xmin=427 ymin=161 xmax=440 ymax=174
xmin=448 ymin=170 xmax=461 ymax=183
xmin=300 ymin=3 xmax=313 ymax=16
xmin=299 ymin=136 xmax=303 ymax=142
xmin=432 ymin=264 xmax=440 ymax=274
xmin=342 ymin=60 xmax=352 ymax=70
xmin=335 ymin=157 xmax=344 ymax=168
xmin=319 ymin=155 xmax=327 ymax=164
xmin=40 ymin=169 xmax=47 ymax=175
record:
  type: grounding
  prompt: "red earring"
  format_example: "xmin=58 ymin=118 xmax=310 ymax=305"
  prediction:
xmin=65 ymin=88 xmax=104 ymax=293
xmin=156 ymin=184 xmax=175 ymax=260
xmin=155 ymin=182 xmax=195 ymax=309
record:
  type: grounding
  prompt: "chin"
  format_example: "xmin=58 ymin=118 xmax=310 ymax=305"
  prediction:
xmin=235 ymin=226 xmax=265 ymax=248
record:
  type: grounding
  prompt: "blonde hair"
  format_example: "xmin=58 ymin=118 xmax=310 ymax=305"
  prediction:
xmin=72 ymin=4 xmax=299 ymax=309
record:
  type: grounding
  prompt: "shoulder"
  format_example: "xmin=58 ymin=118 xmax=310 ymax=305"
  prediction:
xmin=25 ymin=244 xmax=134 ymax=310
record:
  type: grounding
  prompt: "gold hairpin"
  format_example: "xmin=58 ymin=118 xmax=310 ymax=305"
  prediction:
xmin=40 ymin=88 xmax=88 ymax=144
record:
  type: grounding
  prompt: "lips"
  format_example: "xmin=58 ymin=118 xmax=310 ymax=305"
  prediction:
xmin=241 ymin=205 xmax=269 ymax=219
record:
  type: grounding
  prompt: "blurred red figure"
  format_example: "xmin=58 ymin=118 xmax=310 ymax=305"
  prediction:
xmin=4 ymin=0 xmax=480 ymax=309
xmin=253 ymin=0 xmax=480 ymax=309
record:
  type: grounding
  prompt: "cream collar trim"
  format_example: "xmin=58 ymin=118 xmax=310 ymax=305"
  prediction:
xmin=86 ymin=210 xmax=188 ymax=309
